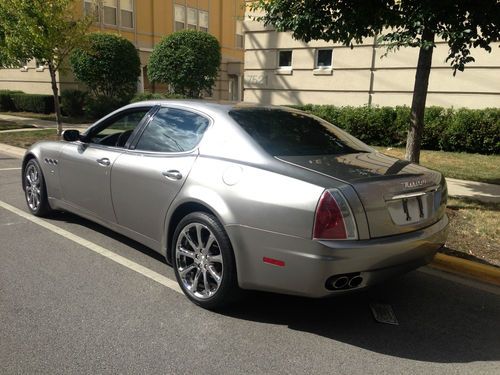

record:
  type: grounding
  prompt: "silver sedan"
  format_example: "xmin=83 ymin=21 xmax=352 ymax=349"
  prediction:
xmin=22 ymin=101 xmax=448 ymax=309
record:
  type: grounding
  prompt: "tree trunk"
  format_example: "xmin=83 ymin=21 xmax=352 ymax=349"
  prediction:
xmin=48 ymin=62 xmax=63 ymax=136
xmin=405 ymin=29 xmax=435 ymax=163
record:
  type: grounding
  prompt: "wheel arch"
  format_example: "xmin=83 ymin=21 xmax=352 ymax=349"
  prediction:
xmin=165 ymin=201 xmax=224 ymax=265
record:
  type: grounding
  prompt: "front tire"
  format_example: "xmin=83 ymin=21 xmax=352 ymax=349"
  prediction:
xmin=172 ymin=212 xmax=238 ymax=310
xmin=23 ymin=159 xmax=52 ymax=217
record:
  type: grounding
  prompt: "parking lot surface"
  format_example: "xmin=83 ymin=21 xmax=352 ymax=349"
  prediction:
xmin=0 ymin=151 xmax=499 ymax=374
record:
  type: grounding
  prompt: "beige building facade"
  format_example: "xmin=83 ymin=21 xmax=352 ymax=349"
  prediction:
xmin=243 ymin=19 xmax=500 ymax=108
xmin=0 ymin=0 xmax=245 ymax=101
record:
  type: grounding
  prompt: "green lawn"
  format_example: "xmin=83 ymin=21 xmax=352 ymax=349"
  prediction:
xmin=375 ymin=147 xmax=500 ymax=185
xmin=0 ymin=129 xmax=59 ymax=148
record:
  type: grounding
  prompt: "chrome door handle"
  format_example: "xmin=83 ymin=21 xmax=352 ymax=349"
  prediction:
xmin=96 ymin=157 xmax=111 ymax=166
xmin=162 ymin=170 xmax=182 ymax=180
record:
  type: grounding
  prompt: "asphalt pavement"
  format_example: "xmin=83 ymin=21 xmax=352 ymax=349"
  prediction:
xmin=0 ymin=151 xmax=499 ymax=375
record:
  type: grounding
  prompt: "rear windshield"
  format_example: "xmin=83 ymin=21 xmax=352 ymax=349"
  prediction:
xmin=229 ymin=108 xmax=372 ymax=156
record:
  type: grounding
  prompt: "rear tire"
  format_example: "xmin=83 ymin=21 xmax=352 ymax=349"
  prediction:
xmin=172 ymin=212 xmax=239 ymax=310
xmin=23 ymin=159 xmax=52 ymax=217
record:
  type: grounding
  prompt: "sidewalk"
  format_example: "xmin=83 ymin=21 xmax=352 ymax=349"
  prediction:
xmin=0 ymin=113 xmax=90 ymax=130
xmin=447 ymin=178 xmax=500 ymax=204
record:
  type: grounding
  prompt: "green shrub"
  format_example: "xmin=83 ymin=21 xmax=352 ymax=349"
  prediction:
xmin=0 ymin=90 xmax=24 ymax=111
xmin=84 ymin=95 xmax=126 ymax=119
xmin=10 ymin=93 xmax=54 ymax=114
xmin=293 ymin=105 xmax=499 ymax=155
xmin=148 ymin=30 xmax=221 ymax=98
xmin=70 ymin=33 xmax=141 ymax=102
xmin=61 ymin=89 xmax=87 ymax=117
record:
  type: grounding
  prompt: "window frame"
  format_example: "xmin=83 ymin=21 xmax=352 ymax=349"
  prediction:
xmin=129 ymin=105 xmax=213 ymax=155
xmin=103 ymin=0 xmax=118 ymax=26
xmin=174 ymin=4 xmax=186 ymax=31
xmin=198 ymin=10 xmax=209 ymax=32
xmin=315 ymin=48 xmax=333 ymax=69
xmin=277 ymin=50 xmax=293 ymax=69
xmin=119 ymin=0 xmax=134 ymax=29
xmin=187 ymin=7 xmax=198 ymax=30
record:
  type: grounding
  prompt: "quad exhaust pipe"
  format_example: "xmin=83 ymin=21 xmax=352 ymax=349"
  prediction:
xmin=326 ymin=273 xmax=363 ymax=291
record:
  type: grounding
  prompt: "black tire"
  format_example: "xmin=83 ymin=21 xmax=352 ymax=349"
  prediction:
xmin=172 ymin=212 xmax=239 ymax=310
xmin=23 ymin=159 xmax=52 ymax=217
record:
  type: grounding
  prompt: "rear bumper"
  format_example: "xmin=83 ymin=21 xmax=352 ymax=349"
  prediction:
xmin=226 ymin=215 xmax=449 ymax=298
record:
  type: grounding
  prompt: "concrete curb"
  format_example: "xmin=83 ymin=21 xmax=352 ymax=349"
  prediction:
xmin=430 ymin=253 xmax=500 ymax=287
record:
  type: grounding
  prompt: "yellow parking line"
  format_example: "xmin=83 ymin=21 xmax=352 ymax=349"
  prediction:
xmin=0 ymin=200 xmax=183 ymax=295
xmin=0 ymin=168 xmax=21 ymax=171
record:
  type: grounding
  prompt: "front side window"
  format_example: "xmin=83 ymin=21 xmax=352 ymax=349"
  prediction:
xmin=229 ymin=108 xmax=372 ymax=156
xmin=278 ymin=50 xmax=292 ymax=68
xmin=174 ymin=5 xmax=185 ymax=31
xmin=103 ymin=0 xmax=117 ymax=25
xmin=135 ymin=108 xmax=209 ymax=153
xmin=89 ymin=109 xmax=149 ymax=147
xmin=120 ymin=0 xmax=134 ymax=28
xmin=316 ymin=49 xmax=333 ymax=68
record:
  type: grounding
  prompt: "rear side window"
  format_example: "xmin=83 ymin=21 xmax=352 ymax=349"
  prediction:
xmin=229 ymin=108 xmax=372 ymax=156
xmin=135 ymin=107 xmax=209 ymax=152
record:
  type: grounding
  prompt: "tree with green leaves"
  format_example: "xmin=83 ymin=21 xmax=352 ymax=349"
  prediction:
xmin=250 ymin=0 xmax=499 ymax=163
xmin=148 ymin=31 xmax=222 ymax=98
xmin=70 ymin=33 xmax=141 ymax=102
xmin=0 ymin=0 xmax=93 ymax=135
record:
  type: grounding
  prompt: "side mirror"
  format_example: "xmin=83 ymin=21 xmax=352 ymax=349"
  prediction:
xmin=62 ymin=129 xmax=81 ymax=142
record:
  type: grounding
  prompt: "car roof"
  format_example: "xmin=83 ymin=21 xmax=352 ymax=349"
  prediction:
xmin=124 ymin=99 xmax=284 ymax=115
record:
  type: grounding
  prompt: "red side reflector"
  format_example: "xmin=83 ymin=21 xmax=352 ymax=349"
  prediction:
xmin=263 ymin=257 xmax=285 ymax=267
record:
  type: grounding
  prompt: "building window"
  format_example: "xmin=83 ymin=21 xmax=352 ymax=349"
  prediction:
xmin=174 ymin=5 xmax=185 ymax=31
xmin=236 ymin=20 xmax=243 ymax=48
xmin=199 ymin=11 xmax=208 ymax=32
xmin=84 ymin=0 xmax=99 ymax=21
xmin=316 ymin=49 xmax=333 ymax=68
xmin=278 ymin=50 xmax=292 ymax=68
xmin=103 ymin=0 xmax=117 ymax=25
xmin=187 ymin=8 xmax=197 ymax=30
xmin=120 ymin=0 xmax=134 ymax=28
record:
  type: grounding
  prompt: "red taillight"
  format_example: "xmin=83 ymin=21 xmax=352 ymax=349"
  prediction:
xmin=313 ymin=189 xmax=357 ymax=240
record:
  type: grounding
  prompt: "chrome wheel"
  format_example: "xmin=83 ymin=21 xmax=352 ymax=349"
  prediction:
xmin=25 ymin=163 xmax=42 ymax=211
xmin=175 ymin=222 xmax=223 ymax=300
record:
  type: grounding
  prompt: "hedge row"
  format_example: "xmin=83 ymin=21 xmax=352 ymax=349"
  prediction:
xmin=0 ymin=90 xmax=24 ymax=111
xmin=292 ymin=105 xmax=500 ymax=155
xmin=0 ymin=91 xmax=54 ymax=114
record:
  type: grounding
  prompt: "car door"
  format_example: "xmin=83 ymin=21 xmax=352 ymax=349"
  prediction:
xmin=110 ymin=106 xmax=211 ymax=242
xmin=59 ymin=106 xmax=153 ymax=223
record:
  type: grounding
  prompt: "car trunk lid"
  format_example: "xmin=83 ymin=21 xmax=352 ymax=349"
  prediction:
xmin=278 ymin=152 xmax=447 ymax=238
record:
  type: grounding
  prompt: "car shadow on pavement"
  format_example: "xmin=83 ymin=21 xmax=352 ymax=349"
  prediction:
xmin=221 ymin=272 xmax=500 ymax=364
xmin=46 ymin=210 xmax=500 ymax=365
xmin=47 ymin=210 xmax=167 ymax=264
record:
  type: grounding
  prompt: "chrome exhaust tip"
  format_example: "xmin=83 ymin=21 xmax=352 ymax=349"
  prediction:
xmin=348 ymin=275 xmax=363 ymax=288
xmin=332 ymin=276 xmax=349 ymax=289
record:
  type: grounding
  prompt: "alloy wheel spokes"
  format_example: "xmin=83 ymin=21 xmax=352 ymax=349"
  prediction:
xmin=25 ymin=165 xmax=41 ymax=211
xmin=176 ymin=222 xmax=224 ymax=299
